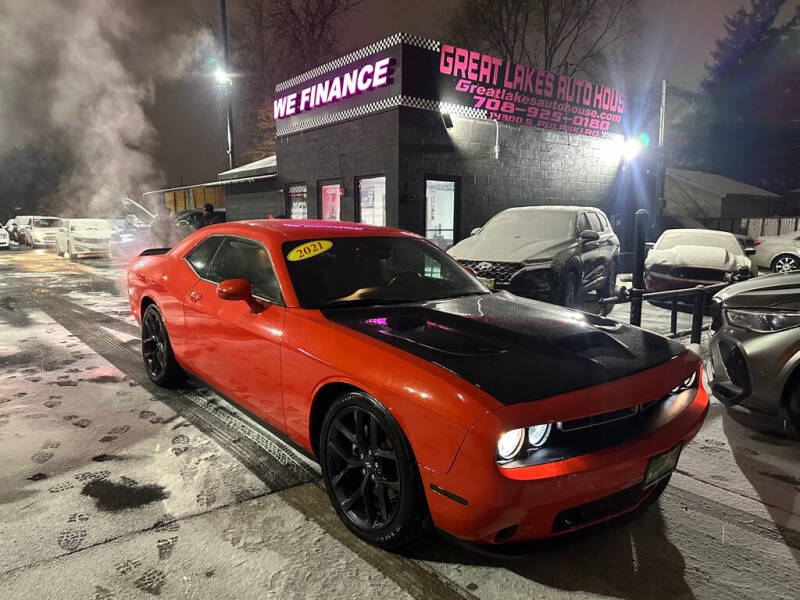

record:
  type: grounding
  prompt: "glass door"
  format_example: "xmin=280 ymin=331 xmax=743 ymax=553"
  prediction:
xmin=425 ymin=179 xmax=456 ymax=250
xmin=320 ymin=183 xmax=342 ymax=220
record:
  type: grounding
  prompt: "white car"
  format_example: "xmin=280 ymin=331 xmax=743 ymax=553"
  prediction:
xmin=645 ymin=229 xmax=756 ymax=292
xmin=0 ymin=226 xmax=8 ymax=249
xmin=55 ymin=218 xmax=114 ymax=259
xmin=752 ymin=231 xmax=800 ymax=273
xmin=25 ymin=216 xmax=63 ymax=247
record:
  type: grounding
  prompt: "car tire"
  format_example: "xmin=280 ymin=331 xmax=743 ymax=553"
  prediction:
xmin=65 ymin=243 xmax=74 ymax=261
xmin=319 ymin=391 xmax=430 ymax=549
xmin=772 ymin=254 xmax=799 ymax=274
xmin=560 ymin=270 xmax=579 ymax=308
xmin=140 ymin=304 xmax=185 ymax=388
xmin=785 ymin=377 xmax=800 ymax=435
xmin=600 ymin=259 xmax=617 ymax=299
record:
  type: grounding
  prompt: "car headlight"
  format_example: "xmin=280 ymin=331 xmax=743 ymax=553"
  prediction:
xmin=527 ymin=423 xmax=552 ymax=447
xmin=726 ymin=309 xmax=800 ymax=333
xmin=497 ymin=429 xmax=525 ymax=460
xmin=497 ymin=423 xmax=552 ymax=462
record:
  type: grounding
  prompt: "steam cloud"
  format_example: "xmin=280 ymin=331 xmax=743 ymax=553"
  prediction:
xmin=0 ymin=0 xmax=215 ymax=217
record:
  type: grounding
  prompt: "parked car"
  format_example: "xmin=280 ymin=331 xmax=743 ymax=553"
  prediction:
xmin=174 ymin=207 xmax=227 ymax=235
xmin=128 ymin=220 xmax=707 ymax=548
xmin=55 ymin=218 xmax=114 ymax=259
xmin=448 ymin=206 xmax=619 ymax=307
xmin=707 ymin=272 xmax=800 ymax=434
xmin=0 ymin=226 xmax=8 ymax=250
xmin=752 ymin=231 xmax=800 ymax=273
xmin=24 ymin=216 xmax=63 ymax=247
xmin=13 ymin=215 xmax=35 ymax=245
xmin=645 ymin=229 xmax=756 ymax=293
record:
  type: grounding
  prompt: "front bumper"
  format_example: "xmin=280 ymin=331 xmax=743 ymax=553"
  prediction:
xmin=706 ymin=324 xmax=795 ymax=416
xmin=422 ymin=355 xmax=708 ymax=544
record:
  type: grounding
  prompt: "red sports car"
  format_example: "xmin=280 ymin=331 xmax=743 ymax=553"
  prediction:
xmin=127 ymin=220 xmax=708 ymax=548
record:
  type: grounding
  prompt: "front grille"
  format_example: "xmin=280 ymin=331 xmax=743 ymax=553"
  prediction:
xmin=719 ymin=340 xmax=750 ymax=395
xmin=458 ymin=260 xmax=523 ymax=287
xmin=558 ymin=405 xmax=638 ymax=432
xmin=670 ymin=267 xmax=726 ymax=282
xmin=552 ymin=484 xmax=647 ymax=532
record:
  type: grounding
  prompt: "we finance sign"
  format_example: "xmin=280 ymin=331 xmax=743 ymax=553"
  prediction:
xmin=436 ymin=44 xmax=625 ymax=137
xmin=273 ymin=57 xmax=395 ymax=120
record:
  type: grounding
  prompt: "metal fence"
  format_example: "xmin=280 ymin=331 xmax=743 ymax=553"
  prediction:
xmin=703 ymin=217 xmax=800 ymax=239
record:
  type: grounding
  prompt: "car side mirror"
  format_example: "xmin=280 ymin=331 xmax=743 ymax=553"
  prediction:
xmin=217 ymin=278 xmax=263 ymax=313
xmin=745 ymin=247 xmax=756 ymax=256
xmin=470 ymin=227 xmax=482 ymax=236
xmin=580 ymin=229 xmax=600 ymax=242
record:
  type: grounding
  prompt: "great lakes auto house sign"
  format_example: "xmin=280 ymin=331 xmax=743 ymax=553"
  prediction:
xmin=273 ymin=33 xmax=625 ymax=138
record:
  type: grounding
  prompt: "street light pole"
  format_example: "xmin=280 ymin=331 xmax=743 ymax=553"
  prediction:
xmin=654 ymin=79 xmax=667 ymax=218
xmin=220 ymin=0 xmax=235 ymax=170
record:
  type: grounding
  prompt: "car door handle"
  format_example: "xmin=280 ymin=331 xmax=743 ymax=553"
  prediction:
xmin=188 ymin=290 xmax=202 ymax=302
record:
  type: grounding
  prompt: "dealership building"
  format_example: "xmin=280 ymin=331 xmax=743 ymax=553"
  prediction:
xmin=272 ymin=33 xmax=631 ymax=248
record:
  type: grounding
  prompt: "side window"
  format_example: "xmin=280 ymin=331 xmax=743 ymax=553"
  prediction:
xmin=207 ymin=236 xmax=283 ymax=303
xmin=577 ymin=213 xmax=592 ymax=235
xmin=588 ymin=212 xmax=604 ymax=232
xmin=186 ymin=236 xmax=223 ymax=278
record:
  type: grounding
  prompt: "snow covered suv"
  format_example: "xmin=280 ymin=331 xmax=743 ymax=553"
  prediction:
xmin=448 ymin=206 xmax=620 ymax=307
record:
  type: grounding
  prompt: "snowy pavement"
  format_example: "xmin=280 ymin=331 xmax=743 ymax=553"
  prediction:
xmin=0 ymin=247 xmax=798 ymax=600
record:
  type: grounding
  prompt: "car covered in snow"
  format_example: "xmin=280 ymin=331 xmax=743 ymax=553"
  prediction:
xmin=0 ymin=225 xmax=8 ymax=249
xmin=55 ymin=218 xmax=115 ymax=259
xmin=448 ymin=206 xmax=619 ymax=307
xmin=751 ymin=230 xmax=800 ymax=273
xmin=645 ymin=229 xmax=756 ymax=293
xmin=127 ymin=219 xmax=708 ymax=548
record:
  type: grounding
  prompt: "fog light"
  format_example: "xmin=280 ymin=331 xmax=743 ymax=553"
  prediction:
xmin=527 ymin=423 xmax=552 ymax=447
xmin=497 ymin=428 xmax=524 ymax=460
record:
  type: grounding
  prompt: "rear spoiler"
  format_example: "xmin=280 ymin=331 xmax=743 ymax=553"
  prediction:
xmin=139 ymin=247 xmax=171 ymax=256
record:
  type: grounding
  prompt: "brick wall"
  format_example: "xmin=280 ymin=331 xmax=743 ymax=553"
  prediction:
xmin=398 ymin=108 xmax=621 ymax=240
xmin=276 ymin=106 xmax=621 ymax=240
xmin=276 ymin=110 xmax=400 ymax=225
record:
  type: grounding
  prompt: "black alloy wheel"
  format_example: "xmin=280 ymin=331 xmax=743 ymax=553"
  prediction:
xmin=141 ymin=304 xmax=185 ymax=387
xmin=320 ymin=392 xmax=429 ymax=549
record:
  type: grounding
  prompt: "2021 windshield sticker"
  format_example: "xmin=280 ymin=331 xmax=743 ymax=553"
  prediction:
xmin=287 ymin=240 xmax=333 ymax=261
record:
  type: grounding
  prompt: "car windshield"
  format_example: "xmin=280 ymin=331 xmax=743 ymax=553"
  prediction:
xmin=283 ymin=236 xmax=488 ymax=308
xmin=33 ymin=218 xmax=62 ymax=228
xmin=480 ymin=210 xmax=574 ymax=240
xmin=71 ymin=219 xmax=112 ymax=232
xmin=655 ymin=230 xmax=742 ymax=255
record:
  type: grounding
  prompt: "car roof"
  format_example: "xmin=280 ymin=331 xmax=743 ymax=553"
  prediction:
xmin=204 ymin=219 xmax=418 ymax=242
xmin=501 ymin=205 xmax=596 ymax=213
xmin=658 ymin=228 xmax=735 ymax=239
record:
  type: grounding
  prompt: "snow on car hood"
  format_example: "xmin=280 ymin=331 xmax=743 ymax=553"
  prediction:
xmin=448 ymin=235 xmax=569 ymax=263
xmin=645 ymin=245 xmax=750 ymax=271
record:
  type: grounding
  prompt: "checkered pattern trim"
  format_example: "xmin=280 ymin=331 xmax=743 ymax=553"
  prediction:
xmin=275 ymin=32 xmax=441 ymax=93
xmin=275 ymin=95 xmax=488 ymax=136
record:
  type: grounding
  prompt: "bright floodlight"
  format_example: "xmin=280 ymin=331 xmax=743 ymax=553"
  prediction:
xmin=214 ymin=67 xmax=231 ymax=86
xmin=622 ymin=137 xmax=643 ymax=162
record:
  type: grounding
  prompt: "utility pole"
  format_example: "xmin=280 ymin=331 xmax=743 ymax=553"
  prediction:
xmin=221 ymin=0 xmax=235 ymax=169
xmin=654 ymin=79 xmax=667 ymax=219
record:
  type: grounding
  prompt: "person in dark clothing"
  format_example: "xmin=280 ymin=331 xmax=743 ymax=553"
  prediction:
xmin=201 ymin=203 xmax=222 ymax=227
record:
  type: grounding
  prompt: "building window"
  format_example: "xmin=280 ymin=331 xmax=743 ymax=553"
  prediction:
xmin=425 ymin=179 xmax=456 ymax=250
xmin=358 ymin=176 xmax=386 ymax=226
xmin=288 ymin=184 xmax=308 ymax=219
xmin=320 ymin=183 xmax=342 ymax=220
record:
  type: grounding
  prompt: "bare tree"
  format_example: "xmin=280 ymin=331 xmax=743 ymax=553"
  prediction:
xmin=446 ymin=0 xmax=640 ymax=78
xmin=228 ymin=0 xmax=362 ymax=158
